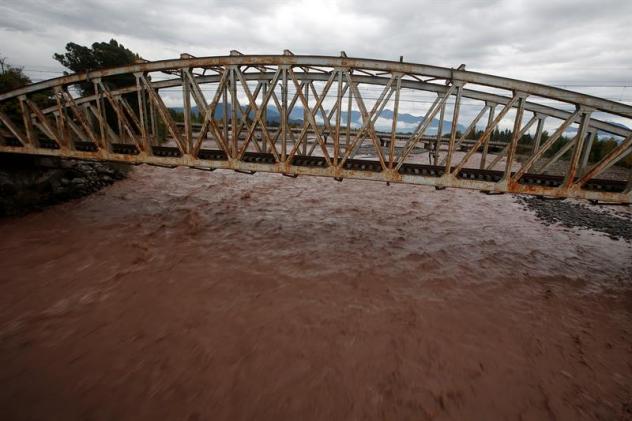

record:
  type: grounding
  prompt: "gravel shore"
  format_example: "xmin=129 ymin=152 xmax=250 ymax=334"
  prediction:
xmin=516 ymin=195 xmax=632 ymax=242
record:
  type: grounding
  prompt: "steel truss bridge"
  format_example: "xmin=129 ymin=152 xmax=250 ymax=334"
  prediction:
xmin=0 ymin=51 xmax=631 ymax=203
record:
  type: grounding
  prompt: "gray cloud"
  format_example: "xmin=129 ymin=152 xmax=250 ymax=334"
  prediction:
xmin=0 ymin=0 xmax=631 ymax=108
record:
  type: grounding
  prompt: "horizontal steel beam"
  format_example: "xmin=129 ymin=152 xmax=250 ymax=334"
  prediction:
xmin=3 ymin=55 xmax=632 ymax=118
xmin=0 ymin=145 xmax=628 ymax=203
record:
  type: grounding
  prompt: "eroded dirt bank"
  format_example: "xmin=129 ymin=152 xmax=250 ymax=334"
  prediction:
xmin=0 ymin=166 xmax=631 ymax=420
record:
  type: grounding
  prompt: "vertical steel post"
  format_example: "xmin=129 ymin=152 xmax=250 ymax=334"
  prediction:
xmin=334 ymin=70 xmax=343 ymax=166
xmin=533 ymin=116 xmax=545 ymax=154
xmin=262 ymin=80 xmax=268 ymax=154
xmin=222 ymin=80 xmax=228 ymax=154
xmin=134 ymin=74 xmax=149 ymax=153
xmin=182 ymin=68 xmax=193 ymax=155
xmin=53 ymin=87 xmax=68 ymax=148
xmin=94 ymin=80 xmax=107 ymax=149
xmin=346 ymin=80 xmax=352 ymax=155
xmin=230 ymin=67 xmax=238 ymax=157
xmin=389 ymin=76 xmax=401 ymax=168
xmin=281 ymin=66 xmax=288 ymax=162
xmin=564 ymin=110 xmax=592 ymax=187
xmin=149 ymin=98 xmax=157 ymax=143
xmin=18 ymin=96 xmax=34 ymax=146
xmin=578 ymin=130 xmax=596 ymax=177
xmin=503 ymin=95 xmax=526 ymax=178
xmin=445 ymin=85 xmax=462 ymax=171
xmin=303 ymin=78 xmax=308 ymax=156
xmin=480 ymin=104 xmax=496 ymax=169
xmin=434 ymin=101 xmax=446 ymax=165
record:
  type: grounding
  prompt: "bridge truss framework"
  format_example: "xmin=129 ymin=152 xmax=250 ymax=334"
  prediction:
xmin=0 ymin=51 xmax=631 ymax=203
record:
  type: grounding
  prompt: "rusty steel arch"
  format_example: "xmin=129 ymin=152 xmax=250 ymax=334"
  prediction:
xmin=0 ymin=51 xmax=631 ymax=203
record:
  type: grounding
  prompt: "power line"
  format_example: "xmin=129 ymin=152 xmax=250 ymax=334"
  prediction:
xmin=22 ymin=72 xmax=632 ymax=107
xmin=155 ymin=88 xmax=632 ymax=104
xmin=22 ymin=68 xmax=632 ymax=88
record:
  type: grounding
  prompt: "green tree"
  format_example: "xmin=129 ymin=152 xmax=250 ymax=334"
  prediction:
xmin=53 ymin=39 xmax=140 ymax=96
xmin=0 ymin=58 xmax=31 ymax=122
xmin=0 ymin=57 xmax=52 ymax=123
xmin=0 ymin=57 xmax=31 ymax=93
xmin=53 ymin=40 xmax=143 ymax=139
xmin=588 ymin=136 xmax=632 ymax=168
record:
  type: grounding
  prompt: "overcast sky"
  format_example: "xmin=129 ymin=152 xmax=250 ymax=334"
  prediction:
xmin=1 ymin=0 xmax=631 ymax=124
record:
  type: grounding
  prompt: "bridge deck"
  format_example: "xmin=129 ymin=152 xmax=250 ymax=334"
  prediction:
xmin=2 ymin=138 xmax=627 ymax=199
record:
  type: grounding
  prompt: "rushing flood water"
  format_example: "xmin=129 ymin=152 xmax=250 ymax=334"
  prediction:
xmin=0 ymin=165 xmax=631 ymax=420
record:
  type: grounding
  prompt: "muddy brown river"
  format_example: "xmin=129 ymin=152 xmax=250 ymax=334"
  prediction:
xmin=0 ymin=165 xmax=631 ymax=420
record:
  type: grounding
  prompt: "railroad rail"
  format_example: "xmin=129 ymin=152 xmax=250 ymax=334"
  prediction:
xmin=0 ymin=51 xmax=630 ymax=203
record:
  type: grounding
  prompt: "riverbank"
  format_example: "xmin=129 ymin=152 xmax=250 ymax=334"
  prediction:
xmin=517 ymin=196 xmax=632 ymax=242
xmin=0 ymin=153 xmax=129 ymax=217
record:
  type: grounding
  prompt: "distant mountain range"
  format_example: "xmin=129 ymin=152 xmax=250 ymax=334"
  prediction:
xmin=170 ymin=104 xmax=467 ymax=135
xmin=172 ymin=104 xmax=630 ymax=140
